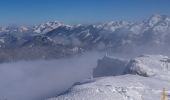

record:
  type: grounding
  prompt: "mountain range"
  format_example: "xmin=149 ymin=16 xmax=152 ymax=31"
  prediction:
xmin=0 ymin=14 xmax=170 ymax=62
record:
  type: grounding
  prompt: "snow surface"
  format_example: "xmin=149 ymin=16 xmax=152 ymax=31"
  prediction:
xmin=125 ymin=55 xmax=170 ymax=79
xmin=48 ymin=55 xmax=170 ymax=100
xmin=48 ymin=75 xmax=170 ymax=100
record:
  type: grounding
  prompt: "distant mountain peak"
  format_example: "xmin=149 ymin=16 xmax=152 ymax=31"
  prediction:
xmin=147 ymin=14 xmax=170 ymax=27
xmin=33 ymin=21 xmax=65 ymax=34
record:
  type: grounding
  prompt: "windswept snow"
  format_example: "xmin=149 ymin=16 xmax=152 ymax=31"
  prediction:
xmin=124 ymin=55 xmax=170 ymax=79
xmin=48 ymin=55 xmax=170 ymax=100
xmin=48 ymin=75 xmax=170 ymax=100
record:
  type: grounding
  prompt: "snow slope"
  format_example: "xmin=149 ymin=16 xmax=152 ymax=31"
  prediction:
xmin=48 ymin=55 xmax=170 ymax=100
xmin=48 ymin=75 xmax=170 ymax=100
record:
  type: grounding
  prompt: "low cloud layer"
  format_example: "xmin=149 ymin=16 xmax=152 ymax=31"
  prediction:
xmin=0 ymin=52 xmax=101 ymax=100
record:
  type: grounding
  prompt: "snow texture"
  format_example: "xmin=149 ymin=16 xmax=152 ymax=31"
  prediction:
xmin=48 ymin=55 xmax=170 ymax=100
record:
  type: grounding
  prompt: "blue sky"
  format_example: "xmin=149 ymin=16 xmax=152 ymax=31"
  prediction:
xmin=0 ymin=0 xmax=170 ymax=25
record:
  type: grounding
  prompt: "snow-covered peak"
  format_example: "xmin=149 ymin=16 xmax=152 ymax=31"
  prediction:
xmin=148 ymin=14 xmax=162 ymax=27
xmin=102 ymin=21 xmax=130 ymax=32
xmin=123 ymin=15 xmax=166 ymax=35
xmin=18 ymin=26 xmax=30 ymax=33
xmin=165 ymin=16 xmax=170 ymax=22
xmin=0 ymin=26 xmax=31 ymax=34
xmin=146 ymin=14 xmax=170 ymax=30
xmin=107 ymin=21 xmax=129 ymax=26
xmin=0 ymin=27 xmax=9 ymax=33
xmin=74 ymin=24 xmax=82 ymax=27
xmin=33 ymin=21 xmax=65 ymax=34
xmin=129 ymin=23 xmax=145 ymax=34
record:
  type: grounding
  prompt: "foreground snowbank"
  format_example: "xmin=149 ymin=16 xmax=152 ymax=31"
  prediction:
xmin=48 ymin=55 xmax=170 ymax=100
xmin=124 ymin=55 xmax=170 ymax=80
xmin=48 ymin=75 xmax=170 ymax=100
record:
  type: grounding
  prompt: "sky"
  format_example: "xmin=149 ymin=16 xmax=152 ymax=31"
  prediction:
xmin=0 ymin=0 xmax=170 ymax=25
